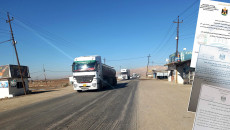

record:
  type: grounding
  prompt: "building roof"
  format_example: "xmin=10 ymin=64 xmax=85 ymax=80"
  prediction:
xmin=164 ymin=59 xmax=191 ymax=66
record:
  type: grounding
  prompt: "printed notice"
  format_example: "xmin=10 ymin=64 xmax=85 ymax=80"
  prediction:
xmin=191 ymin=0 xmax=230 ymax=68
xmin=188 ymin=45 xmax=230 ymax=112
xmin=193 ymin=84 xmax=230 ymax=130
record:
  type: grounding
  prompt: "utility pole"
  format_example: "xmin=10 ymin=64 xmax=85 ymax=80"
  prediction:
xmin=173 ymin=16 xmax=183 ymax=61
xmin=103 ymin=58 xmax=105 ymax=64
xmin=43 ymin=64 xmax=47 ymax=85
xmin=6 ymin=12 xmax=27 ymax=95
xmin=152 ymin=61 xmax=154 ymax=66
xmin=146 ymin=54 xmax=151 ymax=78
xmin=173 ymin=16 xmax=183 ymax=83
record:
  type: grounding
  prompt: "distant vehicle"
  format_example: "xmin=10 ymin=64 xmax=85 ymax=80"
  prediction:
xmin=120 ymin=69 xmax=130 ymax=80
xmin=71 ymin=56 xmax=117 ymax=92
xmin=132 ymin=73 xmax=138 ymax=79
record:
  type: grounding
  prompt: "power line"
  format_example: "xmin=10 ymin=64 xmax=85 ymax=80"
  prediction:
xmin=46 ymin=70 xmax=71 ymax=72
xmin=0 ymin=39 xmax=11 ymax=44
xmin=151 ymin=23 xmax=175 ymax=55
xmin=107 ymin=56 xmax=146 ymax=62
xmin=178 ymin=0 xmax=200 ymax=18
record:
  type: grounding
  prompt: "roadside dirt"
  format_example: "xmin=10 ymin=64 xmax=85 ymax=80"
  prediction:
xmin=137 ymin=79 xmax=195 ymax=130
xmin=0 ymin=79 xmax=195 ymax=129
xmin=0 ymin=80 xmax=74 ymax=113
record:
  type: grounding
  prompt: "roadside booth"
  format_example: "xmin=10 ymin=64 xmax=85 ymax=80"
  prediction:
xmin=0 ymin=65 xmax=30 ymax=99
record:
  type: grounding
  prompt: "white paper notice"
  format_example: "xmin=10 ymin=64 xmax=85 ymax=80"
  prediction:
xmin=193 ymin=84 xmax=230 ymax=130
xmin=188 ymin=45 xmax=230 ymax=112
xmin=191 ymin=0 xmax=230 ymax=68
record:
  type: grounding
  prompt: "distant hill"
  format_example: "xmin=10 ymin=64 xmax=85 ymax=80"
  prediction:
xmin=117 ymin=65 xmax=167 ymax=77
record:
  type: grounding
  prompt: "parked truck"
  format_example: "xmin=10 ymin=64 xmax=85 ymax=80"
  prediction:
xmin=71 ymin=56 xmax=117 ymax=92
xmin=120 ymin=69 xmax=130 ymax=80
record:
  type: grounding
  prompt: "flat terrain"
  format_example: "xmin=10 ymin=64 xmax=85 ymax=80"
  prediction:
xmin=0 ymin=80 xmax=138 ymax=130
xmin=0 ymin=79 xmax=195 ymax=130
xmin=138 ymin=79 xmax=195 ymax=130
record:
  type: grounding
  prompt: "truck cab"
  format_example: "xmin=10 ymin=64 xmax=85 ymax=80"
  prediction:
xmin=72 ymin=56 xmax=102 ymax=91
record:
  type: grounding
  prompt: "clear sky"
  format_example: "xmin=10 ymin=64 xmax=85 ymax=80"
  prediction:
xmin=0 ymin=0 xmax=229 ymax=79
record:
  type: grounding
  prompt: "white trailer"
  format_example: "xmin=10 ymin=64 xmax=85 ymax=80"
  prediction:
xmin=120 ymin=69 xmax=130 ymax=80
xmin=72 ymin=56 xmax=117 ymax=92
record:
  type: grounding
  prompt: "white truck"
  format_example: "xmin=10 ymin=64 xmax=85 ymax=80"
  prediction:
xmin=72 ymin=56 xmax=117 ymax=92
xmin=120 ymin=69 xmax=130 ymax=80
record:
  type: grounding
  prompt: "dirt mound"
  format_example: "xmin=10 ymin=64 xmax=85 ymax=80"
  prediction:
xmin=130 ymin=65 xmax=167 ymax=76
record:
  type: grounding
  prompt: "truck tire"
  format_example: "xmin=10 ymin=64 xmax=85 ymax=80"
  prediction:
xmin=113 ymin=77 xmax=117 ymax=86
xmin=98 ymin=81 xmax=103 ymax=91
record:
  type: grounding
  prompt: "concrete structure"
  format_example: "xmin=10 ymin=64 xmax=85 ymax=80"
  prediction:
xmin=165 ymin=50 xmax=195 ymax=84
xmin=0 ymin=65 xmax=30 ymax=98
xmin=152 ymin=70 xmax=168 ymax=79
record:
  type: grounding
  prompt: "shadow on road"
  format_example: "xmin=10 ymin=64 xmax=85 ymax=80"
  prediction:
xmin=78 ymin=83 xmax=128 ymax=93
xmin=30 ymin=90 xmax=58 ymax=95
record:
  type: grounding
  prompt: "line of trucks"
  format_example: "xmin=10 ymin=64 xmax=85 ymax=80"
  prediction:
xmin=70 ymin=55 xmax=117 ymax=92
xmin=69 ymin=55 xmax=139 ymax=92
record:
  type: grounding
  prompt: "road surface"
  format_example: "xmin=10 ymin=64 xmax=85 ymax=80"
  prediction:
xmin=0 ymin=80 xmax=138 ymax=130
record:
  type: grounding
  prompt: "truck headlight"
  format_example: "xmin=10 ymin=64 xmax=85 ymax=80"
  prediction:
xmin=92 ymin=83 xmax=96 ymax=87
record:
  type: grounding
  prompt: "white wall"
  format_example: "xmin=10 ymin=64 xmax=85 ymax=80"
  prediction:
xmin=0 ymin=80 xmax=10 ymax=98
xmin=9 ymin=78 xmax=29 ymax=96
xmin=168 ymin=71 xmax=171 ymax=82
xmin=177 ymin=71 xmax=184 ymax=84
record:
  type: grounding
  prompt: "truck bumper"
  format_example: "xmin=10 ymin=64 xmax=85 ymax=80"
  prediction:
xmin=73 ymin=82 xmax=98 ymax=91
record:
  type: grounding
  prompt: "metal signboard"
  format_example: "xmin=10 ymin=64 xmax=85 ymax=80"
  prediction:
xmin=0 ymin=65 xmax=10 ymax=79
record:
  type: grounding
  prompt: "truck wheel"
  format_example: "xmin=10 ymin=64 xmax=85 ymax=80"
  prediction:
xmin=98 ymin=82 xmax=103 ymax=91
xmin=113 ymin=78 xmax=117 ymax=86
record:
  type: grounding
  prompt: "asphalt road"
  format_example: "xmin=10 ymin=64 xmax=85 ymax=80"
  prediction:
xmin=0 ymin=80 xmax=138 ymax=130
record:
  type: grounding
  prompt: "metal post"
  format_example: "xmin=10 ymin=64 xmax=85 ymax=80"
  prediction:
xmin=6 ymin=12 xmax=27 ymax=95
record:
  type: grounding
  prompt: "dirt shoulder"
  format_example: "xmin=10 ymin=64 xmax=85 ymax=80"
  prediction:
xmin=0 ymin=80 xmax=129 ymax=113
xmin=0 ymin=86 xmax=74 ymax=113
xmin=137 ymin=79 xmax=195 ymax=130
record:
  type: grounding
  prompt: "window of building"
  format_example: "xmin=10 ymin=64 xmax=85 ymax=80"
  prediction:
xmin=17 ymin=82 xmax=25 ymax=89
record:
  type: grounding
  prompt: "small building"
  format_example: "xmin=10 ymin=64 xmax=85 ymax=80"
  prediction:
xmin=0 ymin=65 xmax=30 ymax=98
xmin=152 ymin=69 xmax=168 ymax=79
xmin=165 ymin=50 xmax=195 ymax=84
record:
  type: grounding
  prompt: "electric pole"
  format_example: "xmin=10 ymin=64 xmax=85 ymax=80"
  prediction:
xmin=173 ymin=16 xmax=183 ymax=83
xmin=43 ymin=64 xmax=47 ymax=85
xmin=173 ymin=16 xmax=183 ymax=61
xmin=146 ymin=54 xmax=151 ymax=77
xmin=6 ymin=12 xmax=27 ymax=95
xmin=103 ymin=58 xmax=105 ymax=64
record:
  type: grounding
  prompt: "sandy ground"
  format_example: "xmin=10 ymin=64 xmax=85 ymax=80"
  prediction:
xmin=0 ymin=86 xmax=74 ymax=112
xmin=137 ymin=79 xmax=195 ymax=130
xmin=0 ymin=79 xmax=195 ymax=130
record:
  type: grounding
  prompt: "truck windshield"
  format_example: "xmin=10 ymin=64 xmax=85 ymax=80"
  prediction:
xmin=72 ymin=61 xmax=97 ymax=72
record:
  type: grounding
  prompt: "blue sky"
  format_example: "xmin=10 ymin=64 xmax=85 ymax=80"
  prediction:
xmin=0 ymin=0 xmax=229 ymax=79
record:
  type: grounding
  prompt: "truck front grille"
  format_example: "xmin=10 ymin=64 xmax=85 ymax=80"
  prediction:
xmin=74 ymin=75 xmax=95 ymax=83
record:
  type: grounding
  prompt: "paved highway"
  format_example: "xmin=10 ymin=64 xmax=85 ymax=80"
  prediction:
xmin=0 ymin=80 xmax=138 ymax=130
